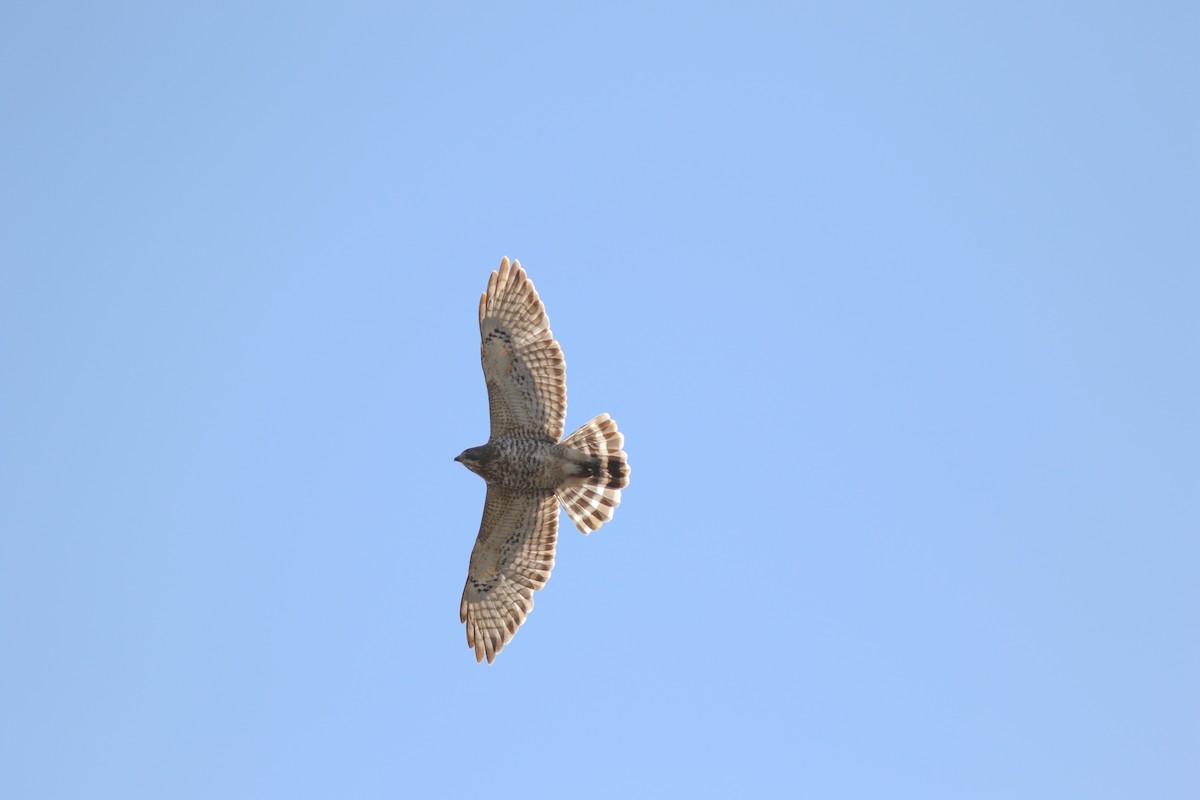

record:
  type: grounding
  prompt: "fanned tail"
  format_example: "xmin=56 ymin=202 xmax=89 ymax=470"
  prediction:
xmin=556 ymin=413 xmax=630 ymax=534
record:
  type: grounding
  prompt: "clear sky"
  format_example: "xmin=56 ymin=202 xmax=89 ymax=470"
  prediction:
xmin=2 ymin=2 xmax=1197 ymax=798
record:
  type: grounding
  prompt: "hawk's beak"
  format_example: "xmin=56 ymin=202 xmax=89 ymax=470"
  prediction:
xmin=453 ymin=455 xmax=462 ymax=463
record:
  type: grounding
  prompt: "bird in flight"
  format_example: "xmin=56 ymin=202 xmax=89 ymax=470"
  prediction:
xmin=454 ymin=257 xmax=630 ymax=663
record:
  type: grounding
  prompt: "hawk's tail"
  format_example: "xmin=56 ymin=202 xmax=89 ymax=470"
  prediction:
xmin=557 ymin=413 xmax=630 ymax=534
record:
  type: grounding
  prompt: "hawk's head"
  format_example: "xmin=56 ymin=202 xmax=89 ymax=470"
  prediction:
xmin=454 ymin=444 xmax=495 ymax=478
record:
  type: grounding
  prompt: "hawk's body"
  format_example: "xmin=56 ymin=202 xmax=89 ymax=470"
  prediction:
xmin=455 ymin=257 xmax=630 ymax=663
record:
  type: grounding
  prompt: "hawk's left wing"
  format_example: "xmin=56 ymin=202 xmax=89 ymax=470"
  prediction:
xmin=460 ymin=486 xmax=559 ymax=663
xmin=478 ymin=257 xmax=567 ymax=442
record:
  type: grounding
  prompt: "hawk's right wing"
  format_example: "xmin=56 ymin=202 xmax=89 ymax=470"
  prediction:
xmin=460 ymin=486 xmax=559 ymax=663
xmin=478 ymin=257 xmax=567 ymax=442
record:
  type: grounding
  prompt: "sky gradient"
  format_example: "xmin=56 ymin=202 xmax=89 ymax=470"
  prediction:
xmin=2 ymin=3 xmax=1197 ymax=798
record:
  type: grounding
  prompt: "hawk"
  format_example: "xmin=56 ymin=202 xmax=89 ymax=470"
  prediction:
xmin=454 ymin=257 xmax=630 ymax=663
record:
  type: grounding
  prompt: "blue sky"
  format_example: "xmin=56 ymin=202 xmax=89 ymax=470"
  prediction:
xmin=2 ymin=2 xmax=1197 ymax=798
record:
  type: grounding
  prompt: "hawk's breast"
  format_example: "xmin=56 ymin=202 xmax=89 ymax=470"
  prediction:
xmin=482 ymin=438 xmax=566 ymax=492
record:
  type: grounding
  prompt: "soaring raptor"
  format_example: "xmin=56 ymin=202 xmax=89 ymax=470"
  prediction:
xmin=455 ymin=257 xmax=630 ymax=663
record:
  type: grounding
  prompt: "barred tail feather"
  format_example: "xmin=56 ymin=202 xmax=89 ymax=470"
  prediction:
xmin=557 ymin=413 xmax=630 ymax=534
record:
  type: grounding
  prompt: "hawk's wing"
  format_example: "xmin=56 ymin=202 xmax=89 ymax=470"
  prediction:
xmin=478 ymin=257 xmax=566 ymax=442
xmin=460 ymin=487 xmax=559 ymax=663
